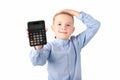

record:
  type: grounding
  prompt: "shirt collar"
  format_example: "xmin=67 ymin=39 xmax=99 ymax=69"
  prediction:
xmin=54 ymin=38 xmax=69 ymax=47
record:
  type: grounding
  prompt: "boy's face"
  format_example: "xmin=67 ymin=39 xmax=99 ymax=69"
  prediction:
xmin=52 ymin=14 xmax=75 ymax=40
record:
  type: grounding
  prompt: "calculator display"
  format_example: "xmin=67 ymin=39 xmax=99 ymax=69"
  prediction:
xmin=28 ymin=20 xmax=47 ymax=46
xmin=28 ymin=21 xmax=45 ymax=30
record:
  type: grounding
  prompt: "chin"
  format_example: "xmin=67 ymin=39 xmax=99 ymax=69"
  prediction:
xmin=60 ymin=37 xmax=69 ymax=40
xmin=56 ymin=35 xmax=69 ymax=40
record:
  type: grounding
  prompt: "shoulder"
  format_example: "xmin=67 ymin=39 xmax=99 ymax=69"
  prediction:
xmin=70 ymin=35 xmax=78 ymax=43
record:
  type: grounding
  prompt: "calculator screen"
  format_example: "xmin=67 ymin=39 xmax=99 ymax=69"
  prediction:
xmin=28 ymin=21 xmax=45 ymax=30
xmin=29 ymin=24 xmax=44 ymax=30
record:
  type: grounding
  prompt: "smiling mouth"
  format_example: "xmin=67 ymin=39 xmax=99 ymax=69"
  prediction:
xmin=59 ymin=31 xmax=67 ymax=34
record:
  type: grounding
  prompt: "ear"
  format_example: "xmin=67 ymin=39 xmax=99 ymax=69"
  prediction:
xmin=71 ymin=26 xmax=75 ymax=33
xmin=51 ymin=25 xmax=54 ymax=32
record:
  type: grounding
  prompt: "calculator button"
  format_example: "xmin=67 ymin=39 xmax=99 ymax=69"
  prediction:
xmin=29 ymin=30 xmax=47 ymax=46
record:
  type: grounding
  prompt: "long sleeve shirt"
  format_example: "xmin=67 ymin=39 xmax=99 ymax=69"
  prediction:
xmin=29 ymin=11 xmax=101 ymax=80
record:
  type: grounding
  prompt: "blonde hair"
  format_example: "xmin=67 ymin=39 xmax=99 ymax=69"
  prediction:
xmin=53 ymin=11 xmax=74 ymax=23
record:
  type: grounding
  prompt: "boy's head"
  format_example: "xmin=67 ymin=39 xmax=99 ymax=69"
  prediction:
xmin=51 ymin=11 xmax=75 ymax=40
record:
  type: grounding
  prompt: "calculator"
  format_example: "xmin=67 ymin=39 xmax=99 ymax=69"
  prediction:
xmin=28 ymin=20 xmax=47 ymax=46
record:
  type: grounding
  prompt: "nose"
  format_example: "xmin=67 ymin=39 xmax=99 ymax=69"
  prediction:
xmin=61 ymin=25 xmax=66 ymax=30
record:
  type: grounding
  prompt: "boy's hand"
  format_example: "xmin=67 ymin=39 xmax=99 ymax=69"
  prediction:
xmin=59 ymin=9 xmax=80 ymax=17
xmin=34 ymin=46 xmax=43 ymax=50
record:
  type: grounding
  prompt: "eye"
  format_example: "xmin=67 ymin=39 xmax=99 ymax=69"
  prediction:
xmin=58 ymin=23 xmax=61 ymax=26
xmin=66 ymin=24 xmax=71 ymax=27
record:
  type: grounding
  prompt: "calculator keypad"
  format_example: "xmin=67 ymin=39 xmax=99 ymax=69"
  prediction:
xmin=29 ymin=30 xmax=47 ymax=46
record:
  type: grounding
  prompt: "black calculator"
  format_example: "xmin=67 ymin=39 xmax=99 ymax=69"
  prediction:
xmin=28 ymin=20 xmax=47 ymax=46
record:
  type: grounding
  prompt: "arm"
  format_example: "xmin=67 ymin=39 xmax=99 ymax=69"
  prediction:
xmin=27 ymin=26 xmax=49 ymax=66
xmin=76 ymin=11 xmax=101 ymax=48
xmin=61 ymin=9 xmax=100 ymax=48
xmin=29 ymin=43 xmax=51 ymax=66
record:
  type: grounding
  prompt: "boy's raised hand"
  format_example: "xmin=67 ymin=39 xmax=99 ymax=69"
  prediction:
xmin=59 ymin=9 xmax=80 ymax=17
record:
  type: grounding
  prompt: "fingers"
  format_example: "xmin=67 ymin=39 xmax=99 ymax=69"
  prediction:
xmin=26 ymin=28 xmax=29 ymax=38
xmin=45 ymin=28 xmax=48 ymax=32
xmin=59 ymin=9 xmax=80 ymax=17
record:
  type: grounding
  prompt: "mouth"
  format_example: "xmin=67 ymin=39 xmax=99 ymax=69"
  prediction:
xmin=58 ymin=31 xmax=67 ymax=34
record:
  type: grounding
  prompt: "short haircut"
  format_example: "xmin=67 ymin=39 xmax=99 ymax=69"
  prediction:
xmin=53 ymin=11 xmax=74 ymax=23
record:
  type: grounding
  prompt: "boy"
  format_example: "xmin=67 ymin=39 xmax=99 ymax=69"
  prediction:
xmin=29 ymin=9 xmax=100 ymax=80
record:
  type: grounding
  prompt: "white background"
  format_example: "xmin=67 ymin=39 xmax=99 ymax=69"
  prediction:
xmin=0 ymin=0 xmax=120 ymax=80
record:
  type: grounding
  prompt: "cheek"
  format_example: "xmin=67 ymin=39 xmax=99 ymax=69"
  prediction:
xmin=55 ymin=27 xmax=60 ymax=31
xmin=69 ymin=28 xmax=74 ymax=33
xmin=54 ymin=27 xmax=59 ymax=33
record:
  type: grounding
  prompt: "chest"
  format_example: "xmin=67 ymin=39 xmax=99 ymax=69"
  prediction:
xmin=49 ymin=43 xmax=76 ymax=63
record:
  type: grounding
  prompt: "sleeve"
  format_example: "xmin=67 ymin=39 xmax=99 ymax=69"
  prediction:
xmin=76 ymin=11 xmax=101 ymax=48
xmin=29 ymin=43 xmax=51 ymax=66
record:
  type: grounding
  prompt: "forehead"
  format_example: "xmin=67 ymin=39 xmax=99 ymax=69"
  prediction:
xmin=53 ymin=14 xmax=74 ymax=23
xmin=55 ymin=14 xmax=72 ymax=19
xmin=54 ymin=11 xmax=73 ymax=19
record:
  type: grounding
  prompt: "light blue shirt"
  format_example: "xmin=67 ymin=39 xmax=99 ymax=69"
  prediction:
xmin=29 ymin=11 xmax=100 ymax=80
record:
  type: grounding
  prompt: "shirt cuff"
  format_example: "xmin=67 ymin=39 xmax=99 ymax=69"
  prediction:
xmin=76 ymin=11 xmax=86 ymax=20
